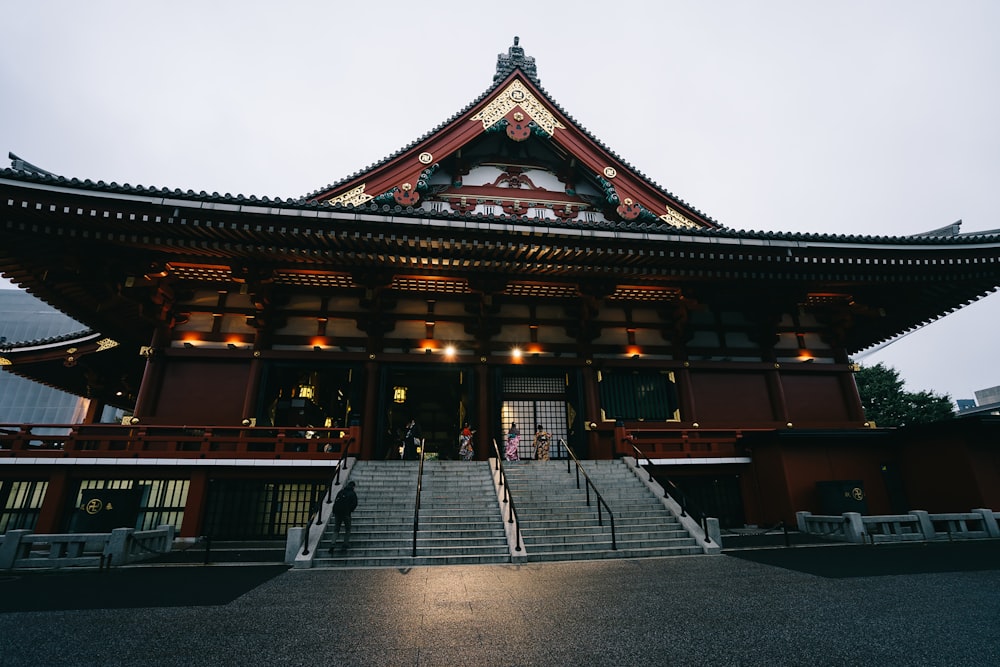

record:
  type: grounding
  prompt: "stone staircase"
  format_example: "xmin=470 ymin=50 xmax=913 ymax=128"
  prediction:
xmin=315 ymin=460 xmax=511 ymax=568
xmin=503 ymin=459 xmax=703 ymax=561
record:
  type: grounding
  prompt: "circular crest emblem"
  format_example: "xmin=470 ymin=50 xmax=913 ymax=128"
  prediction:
xmin=603 ymin=167 xmax=617 ymax=179
xmin=418 ymin=152 xmax=433 ymax=165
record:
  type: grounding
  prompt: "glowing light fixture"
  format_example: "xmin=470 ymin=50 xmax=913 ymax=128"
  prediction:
xmin=393 ymin=386 xmax=408 ymax=403
xmin=511 ymin=347 xmax=522 ymax=359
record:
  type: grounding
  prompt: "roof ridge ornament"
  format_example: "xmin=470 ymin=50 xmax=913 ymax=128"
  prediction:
xmin=8 ymin=152 xmax=58 ymax=177
xmin=494 ymin=36 xmax=539 ymax=84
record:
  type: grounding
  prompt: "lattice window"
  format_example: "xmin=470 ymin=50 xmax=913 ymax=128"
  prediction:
xmin=599 ymin=371 xmax=679 ymax=421
xmin=505 ymin=283 xmax=578 ymax=299
xmin=502 ymin=376 xmax=564 ymax=394
xmin=501 ymin=400 xmax=568 ymax=459
xmin=392 ymin=277 xmax=470 ymax=294
xmin=609 ymin=287 xmax=682 ymax=302
xmin=74 ymin=479 xmax=190 ymax=531
xmin=167 ymin=263 xmax=232 ymax=282
xmin=202 ymin=479 xmax=327 ymax=540
xmin=0 ymin=480 xmax=47 ymax=532
xmin=501 ymin=375 xmax=568 ymax=458
xmin=277 ymin=272 xmax=356 ymax=289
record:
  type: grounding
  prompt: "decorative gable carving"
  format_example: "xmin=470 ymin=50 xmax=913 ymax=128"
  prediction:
xmin=470 ymin=79 xmax=566 ymax=137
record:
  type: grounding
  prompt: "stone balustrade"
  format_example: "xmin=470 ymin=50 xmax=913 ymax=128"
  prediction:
xmin=797 ymin=509 xmax=1000 ymax=544
xmin=0 ymin=525 xmax=175 ymax=570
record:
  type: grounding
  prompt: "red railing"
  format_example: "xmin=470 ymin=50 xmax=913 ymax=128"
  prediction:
xmin=611 ymin=423 xmax=765 ymax=459
xmin=0 ymin=423 xmax=361 ymax=460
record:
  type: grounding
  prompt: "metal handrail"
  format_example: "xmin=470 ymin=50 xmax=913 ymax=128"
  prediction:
xmin=326 ymin=437 xmax=355 ymax=504
xmin=491 ymin=439 xmax=522 ymax=552
xmin=302 ymin=438 xmax=355 ymax=557
xmin=561 ymin=439 xmax=616 ymax=550
xmin=629 ymin=441 xmax=713 ymax=544
xmin=411 ymin=443 xmax=426 ymax=557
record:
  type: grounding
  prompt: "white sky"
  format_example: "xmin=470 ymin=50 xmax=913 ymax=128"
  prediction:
xmin=2 ymin=1 xmax=998 ymax=402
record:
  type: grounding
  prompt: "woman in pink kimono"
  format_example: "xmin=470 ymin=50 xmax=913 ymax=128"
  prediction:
xmin=505 ymin=422 xmax=520 ymax=461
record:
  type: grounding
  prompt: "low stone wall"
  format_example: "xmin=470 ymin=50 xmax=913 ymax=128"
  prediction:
xmin=0 ymin=525 xmax=175 ymax=570
xmin=797 ymin=509 xmax=1000 ymax=544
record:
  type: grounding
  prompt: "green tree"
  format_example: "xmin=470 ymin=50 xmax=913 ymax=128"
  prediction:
xmin=853 ymin=362 xmax=955 ymax=427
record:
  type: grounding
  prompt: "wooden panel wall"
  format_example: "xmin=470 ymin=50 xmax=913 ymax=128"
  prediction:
xmin=152 ymin=360 xmax=251 ymax=424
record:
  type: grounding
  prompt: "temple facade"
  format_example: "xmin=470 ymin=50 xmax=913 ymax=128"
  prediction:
xmin=2 ymin=40 xmax=999 ymax=539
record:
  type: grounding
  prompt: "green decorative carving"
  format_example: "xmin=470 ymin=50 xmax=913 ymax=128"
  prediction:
xmin=599 ymin=177 xmax=620 ymax=206
xmin=372 ymin=188 xmax=398 ymax=205
xmin=485 ymin=118 xmax=509 ymax=133
xmin=635 ymin=205 xmax=661 ymax=224
xmin=416 ymin=164 xmax=439 ymax=193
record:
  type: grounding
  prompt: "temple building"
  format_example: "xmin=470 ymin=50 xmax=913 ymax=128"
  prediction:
xmin=2 ymin=39 xmax=999 ymax=539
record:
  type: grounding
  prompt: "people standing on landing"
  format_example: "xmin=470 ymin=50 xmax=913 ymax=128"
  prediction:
xmin=328 ymin=480 xmax=358 ymax=553
xmin=533 ymin=424 xmax=551 ymax=461
xmin=505 ymin=421 xmax=520 ymax=461
xmin=402 ymin=418 xmax=422 ymax=460
xmin=459 ymin=422 xmax=475 ymax=461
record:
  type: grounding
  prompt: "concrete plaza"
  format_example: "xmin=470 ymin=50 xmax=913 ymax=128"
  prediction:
xmin=1 ymin=541 xmax=998 ymax=666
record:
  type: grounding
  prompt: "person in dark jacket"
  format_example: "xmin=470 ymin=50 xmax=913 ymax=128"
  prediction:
xmin=401 ymin=418 xmax=422 ymax=460
xmin=328 ymin=480 xmax=358 ymax=552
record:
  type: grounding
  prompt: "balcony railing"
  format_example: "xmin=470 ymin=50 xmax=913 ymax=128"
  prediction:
xmin=611 ymin=423 xmax=768 ymax=459
xmin=0 ymin=423 xmax=360 ymax=460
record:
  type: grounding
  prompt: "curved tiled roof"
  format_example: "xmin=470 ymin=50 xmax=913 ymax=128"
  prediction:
xmin=300 ymin=60 xmax=719 ymax=226
xmin=3 ymin=165 xmax=1000 ymax=247
xmin=3 ymin=329 xmax=96 ymax=350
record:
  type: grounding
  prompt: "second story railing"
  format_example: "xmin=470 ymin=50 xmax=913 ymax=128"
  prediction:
xmin=491 ymin=439 xmax=522 ymax=553
xmin=561 ymin=439 xmax=616 ymax=550
xmin=0 ymin=423 xmax=360 ymax=461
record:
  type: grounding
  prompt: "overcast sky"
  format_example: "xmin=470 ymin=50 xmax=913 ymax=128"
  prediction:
xmin=2 ymin=1 xmax=998 ymax=402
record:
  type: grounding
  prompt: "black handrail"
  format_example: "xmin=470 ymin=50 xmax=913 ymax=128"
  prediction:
xmin=629 ymin=442 xmax=713 ymax=544
xmin=326 ymin=437 xmax=355 ymax=504
xmin=302 ymin=438 xmax=355 ymax=557
xmin=411 ymin=443 xmax=426 ymax=557
xmin=491 ymin=439 xmax=522 ymax=552
xmin=561 ymin=439 xmax=616 ymax=550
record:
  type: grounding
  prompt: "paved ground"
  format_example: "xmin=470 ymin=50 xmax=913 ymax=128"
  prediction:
xmin=2 ymin=541 xmax=999 ymax=666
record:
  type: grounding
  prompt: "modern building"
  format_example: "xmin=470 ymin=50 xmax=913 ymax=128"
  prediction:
xmin=2 ymin=39 xmax=999 ymax=538
xmin=956 ymin=386 xmax=1000 ymax=417
xmin=0 ymin=290 xmax=93 ymax=427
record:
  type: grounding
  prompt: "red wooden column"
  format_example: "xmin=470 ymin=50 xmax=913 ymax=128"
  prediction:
xmin=582 ymin=362 xmax=607 ymax=458
xmin=476 ymin=361 xmax=491 ymax=459
xmin=767 ymin=365 xmax=790 ymax=424
xmin=133 ymin=326 xmax=170 ymax=419
xmin=240 ymin=353 xmax=264 ymax=423
xmin=840 ymin=368 xmax=866 ymax=423
xmin=360 ymin=359 xmax=380 ymax=460
xmin=83 ymin=398 xmax=103 ymax=425
xmin=677 ymin=364 xmax=697 ymax=422
xmin=182 ymin=470 xmax=209 ymax=538
xmin=35 ymin=469 xmax=72 ymax=533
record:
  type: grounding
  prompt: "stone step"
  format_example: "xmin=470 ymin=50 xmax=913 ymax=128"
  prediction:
xmin=324 ymin=538 xmax=510 ymax=552
xmin=315 ymin=552 xmax=512 ymax=568
xmin=527 ymin=545 xmax=703 ymax=562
